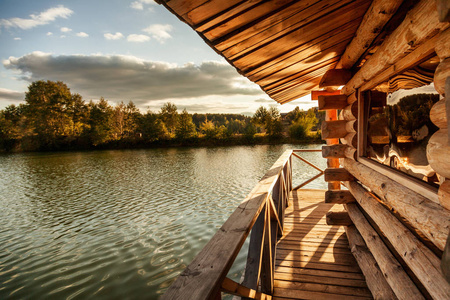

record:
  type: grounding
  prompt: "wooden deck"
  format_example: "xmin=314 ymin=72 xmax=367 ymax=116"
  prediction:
xmin=273 ymin=189 xmax=373 ymax=300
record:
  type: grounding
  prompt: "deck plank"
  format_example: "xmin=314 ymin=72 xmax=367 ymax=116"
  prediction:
xmin=273 ymin=189 xmax=373 ymax=299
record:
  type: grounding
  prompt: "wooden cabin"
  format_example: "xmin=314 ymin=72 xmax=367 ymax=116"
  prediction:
xmin=158 ymin=0 xmax=450 ymax=299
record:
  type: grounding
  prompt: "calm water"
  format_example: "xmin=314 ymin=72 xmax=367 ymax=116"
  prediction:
xmin=0 ymin=144 xmax=326 ymax=299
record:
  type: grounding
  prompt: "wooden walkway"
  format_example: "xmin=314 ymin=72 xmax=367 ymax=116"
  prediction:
xmin=273 ymin=189 xmax=373 ymax=300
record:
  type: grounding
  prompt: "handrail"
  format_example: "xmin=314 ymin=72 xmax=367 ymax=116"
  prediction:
xmin=161 ymin=149 xmax=324 ymax=299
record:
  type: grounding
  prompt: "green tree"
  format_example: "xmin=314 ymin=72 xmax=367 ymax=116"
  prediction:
xmin=200 ymin=120 xmax=217 ymax=139
xmin=160 ymin=102 xmax=178 ymax=136
xmin=289 ymin=108 xmax=318 ymax=139
xmin=139 ymin=110 xmax=168 ymax=142
xmin=25 ymin=80 xmax=74 ymax=144
xmin=175 ymin=109 xmax=196 ymax=140
xmin=86 ymin=97 xmax=113 ymax=145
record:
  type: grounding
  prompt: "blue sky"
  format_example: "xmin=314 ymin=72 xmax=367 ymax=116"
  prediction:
xmin=0 ymin=0 xmax=315 ymax=114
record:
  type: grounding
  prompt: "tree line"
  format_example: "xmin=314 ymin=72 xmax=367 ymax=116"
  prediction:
xmin=0 ymin=80 xmax=323 ymax=152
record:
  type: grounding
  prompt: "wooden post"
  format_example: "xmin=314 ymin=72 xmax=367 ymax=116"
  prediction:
xmin=325 ymin=211 xmax=353 ymax=226
xmin=344 ymin=181 xmax=450 ymax=299
xmin=325 ymin=109 xmax=340 ymax=190
xmin=345 ymin=225 xmax=397 ymax=299
xmin=322 ymin=144 xmax=356 ymax=160
xmin=345 ymin=203 xmax=424 ymax=299
xmin=318 ymin=94 xmax=348 ymax=110
xmin=325 ymin=190 xmax=355 ymax=204
xmin=321 ymin=120 xmax=350 ymax=139
xmin=324 ymin=168 xmax=354 ymax=182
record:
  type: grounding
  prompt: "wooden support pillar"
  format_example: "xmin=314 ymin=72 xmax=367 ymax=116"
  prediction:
xmin=322 ymin=144 xmax=356 ymax=160
xmin=326 ymin=211 xmax=352 ymax=226
xmin=325 ymin=190 xmax=355 ymax=204
xmin=345 ymin=203 xmax=424 ymax=299
xmin=318 ymin=94 xmax=348 ymax=110
xmin=325 ymin=109 xmax=340 ymax=190
xmin=324 ymin=168 xmax=354 ymax=182
xmin=345 ymin=181 xmax=450 ymax=299
xmin=345 ymin=225 xmax=397 ymax=299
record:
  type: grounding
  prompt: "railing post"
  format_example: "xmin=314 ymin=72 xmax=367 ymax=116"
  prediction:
xmin=242 ymin=206 xmax=266 ymax=294
xmin=260 ymin=202 xmax=273 ymax=294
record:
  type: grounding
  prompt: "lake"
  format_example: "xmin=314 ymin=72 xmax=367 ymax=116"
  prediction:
xmin=0 ymin=144 xmax=326 ymax=299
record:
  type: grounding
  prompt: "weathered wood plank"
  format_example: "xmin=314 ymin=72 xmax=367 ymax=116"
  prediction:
xmin=275 ymin=259 xmax=361 ymax=273
xmin=274 ymin=280 xmax=372 ymax=297
xmin=274 ymin=272 xmax=367 ymax=288
xmin=336 ymin=0 xmax=403 ymax=69
xmin=343 ymin=158 xmax=450 ymax=251
xmin=318 ymin=94 xmax=348 ymax=110
xmin=319 ymin=69 xmax=352 ymax=88
xmin=345 ymin=225 xmax=397 ymax=300
xmin=345 ymin=203 xmax=424 ymax=299
xmin=326 ymin=211 xmax=353 ymax=226
xmin=273 ymin=287 xmax=372 ymax=300
xmin=325 ymin=168 xmax=355 ymax=182
xmin=325 ymin=190 xmax=356 ymax=204
xmin=345 ymin=181 xmax=450 ymax=299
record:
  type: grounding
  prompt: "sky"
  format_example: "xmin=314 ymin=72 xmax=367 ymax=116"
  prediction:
xmin=0 ymin=0 xmax=316 ymax=115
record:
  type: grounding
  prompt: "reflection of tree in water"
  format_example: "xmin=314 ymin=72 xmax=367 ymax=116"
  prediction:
xmin=389 ymin=93 xmax=439 ymax=137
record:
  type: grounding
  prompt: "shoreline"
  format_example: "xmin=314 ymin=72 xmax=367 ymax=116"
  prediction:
xmin=0 ymin=135 xmax=324 ymax=154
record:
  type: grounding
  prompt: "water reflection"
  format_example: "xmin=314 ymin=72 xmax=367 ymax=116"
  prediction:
xmin=0 ymin=144 xmax=326 ymax=299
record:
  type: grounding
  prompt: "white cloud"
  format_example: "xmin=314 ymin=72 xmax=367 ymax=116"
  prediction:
xmin=76 ymin=32 xmax=89 ymax=38
xmin=130 ymin=0 xmax=156 ymax=11
xmin=60 ymin=35 xmax=66 ymax=38
xmin=0 ymin=88 xmax=24 ymax=102
xmin=14 ymin=37 xmax=21 ymax=41
xmin=46 ymin=32 xmax=53 ymax=36
xmin=104 ymin=32 xmax=124 ymax=40
xmin=60 ymin=27 xmax=72 ymax=32
xmin=127 ymin=34 xmax=150 ymax=42
xmin=0 ymin=5 xmax=73 ymax=30
xmin=3 ymin=52 xmax=262 ymax=108
xmin=143 ymin=24 xmax=173 ymax=43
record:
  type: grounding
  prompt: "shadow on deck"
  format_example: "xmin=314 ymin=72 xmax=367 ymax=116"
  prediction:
xmin=273 ymin=189 xmax=372 ymax=300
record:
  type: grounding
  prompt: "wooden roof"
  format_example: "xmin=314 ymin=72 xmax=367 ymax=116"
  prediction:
xmin=158 ymin=0 xmax=373 ymax=104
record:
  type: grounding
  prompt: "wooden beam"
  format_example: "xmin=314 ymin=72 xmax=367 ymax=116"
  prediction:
xmin=437 ymin=0 xmax=450 ymax=22
xmin=311 ymin=90 xmax=341 ymax=100
xmin=318 ymin=94 xmax=348 ymax=110
xmin=336 ymin=0 xmax=404 ymax=69
xmin=430 ymin=98 xmax=447 ymax=128
xmin=345 ymin=225 xmax=397 ymax=299
xmin=439 ymin=179 xmax=450 ymax=210
xmin=319 ymin=69 xmax=352 ymax=87
xmin=343 ymin=0 xmax=449 ymax=95
xmin=343 ymin=158 xmax=450 ymax=251
xmin=345 ymin=203 xmax=425 ymax=299
xmin=324 ymin=168 xmax=355 ymax=182
xmin=434 ymin=58 xmax=450 ymax=95
xmin=341 ymin=132 xmax=358 ymax=148
xmin=322 ymin=144 xmax=356 ymax=160
xmin=325 ymin=211 xmax=352 ymax=226
xmin=427 ymin=128 xmax=450 ymax=178
xmin=325 ymin=109 xmax=341 ymax=190
xmin=345 ymin=181 xmax=450 ymax=299
xmin=436 ymin=28 xmax=450 ymax=59
xmin=221 ymin=277 xmax=272 ymax=300
xmin=321 ymin=120 xmax=350 ymax=139
xmin=340 ymin=102 xmax=358 ymax=121
xmin=325 ymin=190 xmax=355 ymax=204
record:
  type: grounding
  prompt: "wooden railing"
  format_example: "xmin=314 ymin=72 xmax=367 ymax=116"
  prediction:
xmin=161 ymin=149 xmax=323 ymax=300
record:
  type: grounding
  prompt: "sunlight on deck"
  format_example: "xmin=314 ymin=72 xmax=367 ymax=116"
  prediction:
xmin=273 ymin=189 xmax=373 ymax=300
